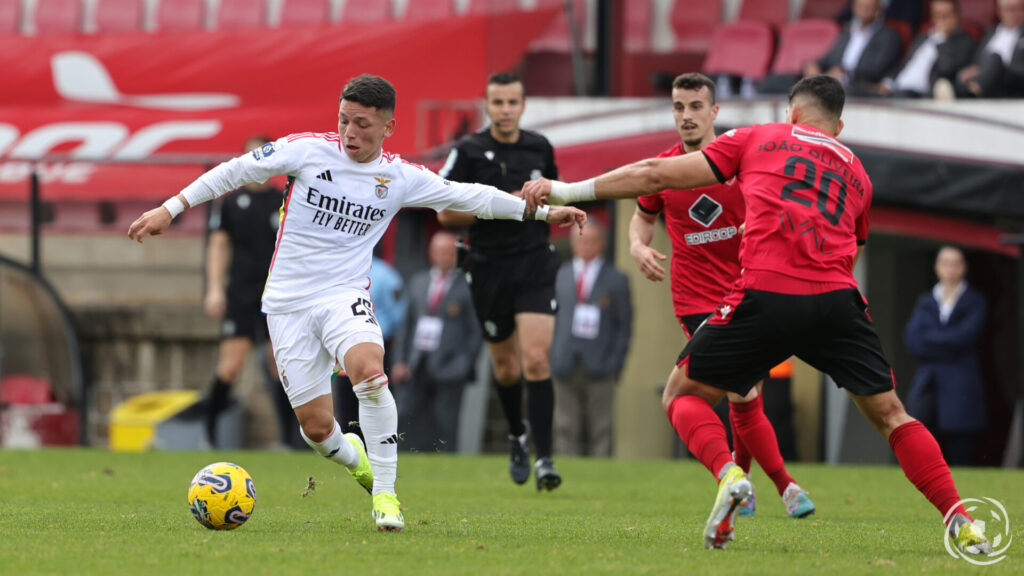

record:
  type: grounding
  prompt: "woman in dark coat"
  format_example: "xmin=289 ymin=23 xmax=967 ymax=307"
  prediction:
xmin=904 ymin=246 xmax=987 ymax=466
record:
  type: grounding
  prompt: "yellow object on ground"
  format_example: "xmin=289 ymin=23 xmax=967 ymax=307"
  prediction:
xmin=109 ymin=390 xmax=199 ymax=451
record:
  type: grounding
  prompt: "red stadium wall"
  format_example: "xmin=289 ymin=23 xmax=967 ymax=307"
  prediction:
xmin=0 ymin=10 xmax=557 ymax=201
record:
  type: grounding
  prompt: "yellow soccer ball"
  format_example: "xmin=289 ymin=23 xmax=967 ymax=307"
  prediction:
xmin=187 ymin=462 xmax=256 ymax=530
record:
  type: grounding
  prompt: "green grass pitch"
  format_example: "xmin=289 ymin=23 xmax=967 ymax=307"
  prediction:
xmin=0 ymin=449 xmax=1020 ymax=575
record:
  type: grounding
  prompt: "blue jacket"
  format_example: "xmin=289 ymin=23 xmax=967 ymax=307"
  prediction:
xmin=903 ymin=285 xmax=987 ymax=432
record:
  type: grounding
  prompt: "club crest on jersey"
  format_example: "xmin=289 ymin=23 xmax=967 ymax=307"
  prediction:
xmin=374 ymin=176 xmax=391 ymax=199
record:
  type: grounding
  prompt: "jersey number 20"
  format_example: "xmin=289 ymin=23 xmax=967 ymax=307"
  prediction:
xmin=779 ymin=156 xmax=848 ymax=226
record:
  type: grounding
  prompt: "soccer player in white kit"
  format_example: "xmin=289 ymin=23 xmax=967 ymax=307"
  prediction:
xmin=128 ymin=74 xmax=587 ymax=532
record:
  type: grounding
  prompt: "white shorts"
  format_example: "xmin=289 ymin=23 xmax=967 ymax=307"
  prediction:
xmin=266 ymin=288 xmax=384 ymax=408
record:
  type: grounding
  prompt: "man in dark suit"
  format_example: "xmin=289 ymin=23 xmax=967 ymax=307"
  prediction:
xmin=904 ymin=246 xmax=987 ymax=466
xmin=551 ymin=222 xmax=632 ymax=457
xmin=803 ymin=0 xmax=903 ymax=96
xmin=952 ymin=0 xmax=1024 ymax=97
xmin=392 ymin=231 xmax=483 ymax=452
xmin=875 ymin=0 xmax=976 ymax=97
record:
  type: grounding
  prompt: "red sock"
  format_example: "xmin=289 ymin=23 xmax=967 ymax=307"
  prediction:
xmin=728 ymin=407 xmax=752 ymax=474
xmin=730 ymin=394 xmax=794 ymax=495
xmin=667 ymin=395 xmax=734 ymax=480
xmin=889 ymin=420 xmax=969 ymax=523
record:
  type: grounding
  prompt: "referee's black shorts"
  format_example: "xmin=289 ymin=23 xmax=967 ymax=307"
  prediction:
xmin=677 ymin=287 xmax=894 ymax=397
xmin=464 ymin=244 xmax=560 ymax=343
xmin=221 ymin=291 xmax=268 ymax=342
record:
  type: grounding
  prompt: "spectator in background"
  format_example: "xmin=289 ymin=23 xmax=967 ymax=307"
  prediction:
xmin=950 ymin=0 xmax=1024 ymax=98
xmin=392 ymin=231 xmax=482 ymax=452
xmin=802 ymin=0 xmax=903 ymax=96
xmin=551 ymin=222 xmax=631 ymax=457
xmin=333 ymin=252 xmax=407 ymax=441
xmin=875 ymin=0 xmax=976 ymax=98
xmin=203 ymin=135 xmax=301 ymax=450
xmin=904 ymin=246 xmax=987 ymax=466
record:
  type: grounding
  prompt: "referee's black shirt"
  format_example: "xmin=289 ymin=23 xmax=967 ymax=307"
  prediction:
xmin=208 ymin=185 xmax=284 ymax=300
xmin=440 ymin=127 xmax=559 ymax=256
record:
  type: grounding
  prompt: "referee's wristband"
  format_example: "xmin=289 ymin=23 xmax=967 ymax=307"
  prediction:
xmin=549 ymin=179 xmax=596 ymax=205
xmin=162 ymin=196 xmax=186 ymax=219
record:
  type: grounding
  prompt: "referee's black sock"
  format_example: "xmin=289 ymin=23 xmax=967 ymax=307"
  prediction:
xmin=206 ymin=376 xmax=232 ymax=448
xmin=494 ymin=377 xmax=526 ymax=437
xmin=527 ymin=377 xmax=554 ymax=459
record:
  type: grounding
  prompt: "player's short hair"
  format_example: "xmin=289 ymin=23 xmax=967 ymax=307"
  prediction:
xmin=487 ymin=72 xmax=525 ymax=96
xmin=341 ymin=74 xmax=396 ymax=113
xmin=672 ymin=73 xmax=717 ymax=105
xmin=789 ymin=75 xmax=845 ymax=120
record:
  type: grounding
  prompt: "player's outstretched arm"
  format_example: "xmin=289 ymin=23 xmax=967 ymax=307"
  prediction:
xmin=523 ymin=153 xmax=718 ymax=210
xmin=542 ymin=205 xmax=587 ymax=234
xmin=127 ymin=193 xmax=191 ymax=243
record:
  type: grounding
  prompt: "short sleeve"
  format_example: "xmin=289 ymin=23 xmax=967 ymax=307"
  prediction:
xmin=543 ymin=140 xmax=559 ymax=180
xmin=701 ymin=126 xmax=754 ymax=183
xmin=438 ymin=141 xmax=470 ymax=182
xmin=637 ymin=192 xmax=664 ymax=214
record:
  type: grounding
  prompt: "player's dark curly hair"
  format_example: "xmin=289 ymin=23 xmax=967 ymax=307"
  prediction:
xmin=341 ymin=74 xmax=396 ymax=113
xmin=672 ymin=73 xmax=717 ymax=105
xmin=789 ymin=75 xmax=845 ymax=120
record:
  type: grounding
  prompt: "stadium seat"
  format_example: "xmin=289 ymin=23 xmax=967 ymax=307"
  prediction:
xmin=0 ymin=374 xmax=54 ymax=404
xmin=702 ymin=21 xmax=774 ymax=80
xmin=155 ymin=0 xmax=205 ymax=32
xmin=279 ymin=0 xmax=330 ymax=27
xmin=624 ymin=0 xmax=652 ymax=53
xmin=403 ymin=0 xmax=453 ymax=21
xmin=95 ymin=0 xmax=143 ymax=33
xmin=886 ymin=18 xmax=912 ymax=54
xmin=738 ymin=0 xmax=789 ymax=30
xmin=216 ymin=0 xmax=266 ymax=29
xmin=0 ymin=0 xmax=20 ymax=34
xmin=531 ymin=0 xmax=587 ymax=53
xmin=960 ymin=0 xmax=997 ymax=27
xmin=799 ymin=0 xmax=846 ymax=20
xmin=671 ymin=0 xmax=721 ymax=53
xmin=33 ymin=0 xmax=83 ymax=34
xmin=340 ymin=0 xmax=391 ymax=23
xmin=771 ymin=18 xmax=840 ymax=74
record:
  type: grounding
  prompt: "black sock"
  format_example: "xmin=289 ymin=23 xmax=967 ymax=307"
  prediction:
xmin=269 ymin=379 xmax=302 ymax=448
xmin=495 ymin=377 xmax=525 ymax=437
xmin=206 ymin=376 xmax=232 ymax=447
xmin=527 ymin=378 xmax=554 ymax=459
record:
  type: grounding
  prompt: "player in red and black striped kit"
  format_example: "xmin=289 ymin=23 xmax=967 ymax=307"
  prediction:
xmin=523 ymin=75 xmax=990 ymax=554
xmin=628 ymin=73 xmax=814 ymax=519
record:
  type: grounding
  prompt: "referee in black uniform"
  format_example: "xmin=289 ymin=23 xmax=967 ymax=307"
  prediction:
xmin=439 ymin=73 xmax=562 ymax=490
xmin=204 ymin=135 xmax=300 ymax=449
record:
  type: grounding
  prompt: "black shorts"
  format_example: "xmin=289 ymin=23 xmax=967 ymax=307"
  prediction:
xmin=677 ymin=287 xmax=894 ymax=397
xmin=221 ymin=294 xmax=268 ymax=342
xmin=678 ymin=313 xmax=711 ymax=338
xmin=464 ymin=244 xmax=560 ymax=342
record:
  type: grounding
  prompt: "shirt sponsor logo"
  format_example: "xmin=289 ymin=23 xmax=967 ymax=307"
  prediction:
xmin=689 ymin=194 xmax=723 ymax=228
xmin=685 ymin=226 xmax=738 ymax=246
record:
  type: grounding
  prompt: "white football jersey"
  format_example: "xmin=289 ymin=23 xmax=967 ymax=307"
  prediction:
xmin=187 ymin=132 xmax=513 ymax=313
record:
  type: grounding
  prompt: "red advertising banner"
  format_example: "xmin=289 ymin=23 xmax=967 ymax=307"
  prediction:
xmin=0 ymin=11 xmax=555 ymax=200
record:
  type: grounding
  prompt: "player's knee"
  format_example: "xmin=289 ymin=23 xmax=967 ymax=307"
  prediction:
xmin=492 ymin=356 xmax=521 ymax=384
xmin=521 ymin=348 xmax=550 ymax=379
xmin=298 ymin=414 xmax=334 ymax=443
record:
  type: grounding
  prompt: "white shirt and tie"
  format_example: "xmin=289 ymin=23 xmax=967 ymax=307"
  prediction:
xmin=571 ymin=257 xmax=603 ymax=340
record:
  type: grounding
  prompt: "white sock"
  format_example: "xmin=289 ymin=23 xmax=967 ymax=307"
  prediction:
xmin=301 ymin=419 xmax=359 ymax=469
xmin=353 ymin=373 xmax=397 ymax=496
